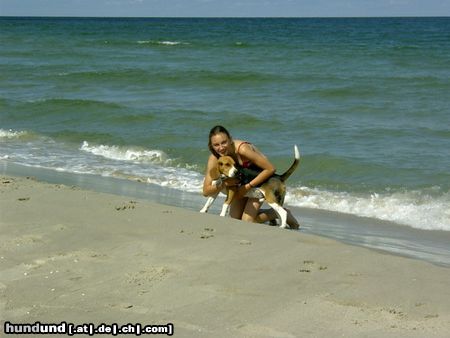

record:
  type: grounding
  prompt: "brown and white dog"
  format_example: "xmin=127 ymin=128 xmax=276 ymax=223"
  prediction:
xmin=200 ymin=145 xmax=300 ymax=229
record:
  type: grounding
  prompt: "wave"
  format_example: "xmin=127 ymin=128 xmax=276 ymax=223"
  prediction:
xmin=0 ymin=129 xmax=27 ymax=139
xmin=309 ymin=85 xmax=377 ymax=99
xmin=22 ymin=98 xmax=125 ymax=111
xmin=80 ymin=141 xmax=169 ymax=164
xmin=233 ymin=41 xmax=250 ymax=47
xmin=54 ymin=67 xmax=279 ymax=86
xmin=137 ymin=40 xmax=188 ymax=46
xmin=56 ymin=69 xmax=150 ymax=83
xmin=391 ymin=44 xmax=421 ymax=51
xmin=150 ymin=70 xmax=280 ymax=87
xmin=136 ymin=39 xmax=249 ymax=47
xmin=75 ymin=142 xmax=204 ymax=192
xmin=286 ymin=186 xmax=450 ymax=231
xmin=12 ymin=99 xmax=128 ymax=124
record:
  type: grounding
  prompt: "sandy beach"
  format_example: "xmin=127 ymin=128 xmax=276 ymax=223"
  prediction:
xmin=1 ymin=175 xmax=449 ymax=337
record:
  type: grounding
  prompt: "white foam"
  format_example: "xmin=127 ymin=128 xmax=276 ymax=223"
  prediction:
xmin=145 ymin=172 xmax=202 ymax=193
xmin=137 ymin=40 xmax=186 ymax=46
xmin=286 ymin=186 xmax=450 ymax=231
xmin=80 ymin=141 xmax=168 ymax=163
xmin=159 ymin=41 xmax=182 ymax=46
xmin=78 ymin=141 xmax=203 ymax=193
xmin=0 ymin=129 xmax=27 ymax=138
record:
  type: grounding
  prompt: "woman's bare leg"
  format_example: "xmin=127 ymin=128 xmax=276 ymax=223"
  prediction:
xmin=241 ymin=198 xmax=263 ymax=222
xmin=229 ymin=197 xmax=247 ymax=219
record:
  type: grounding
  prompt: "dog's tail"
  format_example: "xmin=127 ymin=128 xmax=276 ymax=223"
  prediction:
xmin=280 ymin=145 xmax=300 ymax=182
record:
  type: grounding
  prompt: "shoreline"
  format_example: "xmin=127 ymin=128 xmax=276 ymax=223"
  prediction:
xmin=1 ymin=174 xmax=450 ymax=336
xmin=2 ymin=160 xmax=450 ymax=268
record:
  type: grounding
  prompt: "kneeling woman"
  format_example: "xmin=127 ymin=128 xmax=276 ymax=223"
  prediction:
xmin=202 ymin=125 xmax=300 ymax=229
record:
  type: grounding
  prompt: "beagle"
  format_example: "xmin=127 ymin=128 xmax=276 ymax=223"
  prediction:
xmin=200 ymin=145 xmax=300 ymax=229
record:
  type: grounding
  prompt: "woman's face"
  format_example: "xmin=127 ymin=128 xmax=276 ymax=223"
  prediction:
xmin=211 ymin=132 xmax=231 ymax=156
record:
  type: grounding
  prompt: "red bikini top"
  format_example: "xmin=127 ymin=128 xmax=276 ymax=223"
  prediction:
xmin=237 ymin=142 xmax=252 ymax=168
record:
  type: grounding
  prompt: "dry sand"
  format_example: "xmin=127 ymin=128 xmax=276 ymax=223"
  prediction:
xmin=1 ymin=175 xmax=449 ymax=337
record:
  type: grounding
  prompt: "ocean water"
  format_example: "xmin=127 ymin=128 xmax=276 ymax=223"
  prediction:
xmin=1 ymin=17 xmax=449 ymax=239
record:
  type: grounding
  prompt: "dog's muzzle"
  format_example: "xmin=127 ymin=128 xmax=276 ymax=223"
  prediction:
xmin=228 ymin=167 xmax=238 ymax=178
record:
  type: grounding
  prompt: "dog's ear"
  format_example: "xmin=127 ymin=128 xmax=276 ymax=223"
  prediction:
xmin=209 ymin=165 xmax=220 ymax=179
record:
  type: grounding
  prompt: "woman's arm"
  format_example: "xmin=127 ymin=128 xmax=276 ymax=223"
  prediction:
xmin=237 ymin=143 xmax=275 ymax=193
xmin=202 ymin=155 xmax=222 ymax=197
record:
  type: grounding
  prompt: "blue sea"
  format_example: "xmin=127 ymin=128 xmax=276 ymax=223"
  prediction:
xmin=1 ymin=17 xmax=449 ymax=265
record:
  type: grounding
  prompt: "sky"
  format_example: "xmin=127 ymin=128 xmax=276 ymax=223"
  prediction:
xmin=1 ymin=0 xmax=449 ymax=17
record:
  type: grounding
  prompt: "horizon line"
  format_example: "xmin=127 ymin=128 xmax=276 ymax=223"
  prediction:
xmin=1 ymin=15 xmax=449 ymax=19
